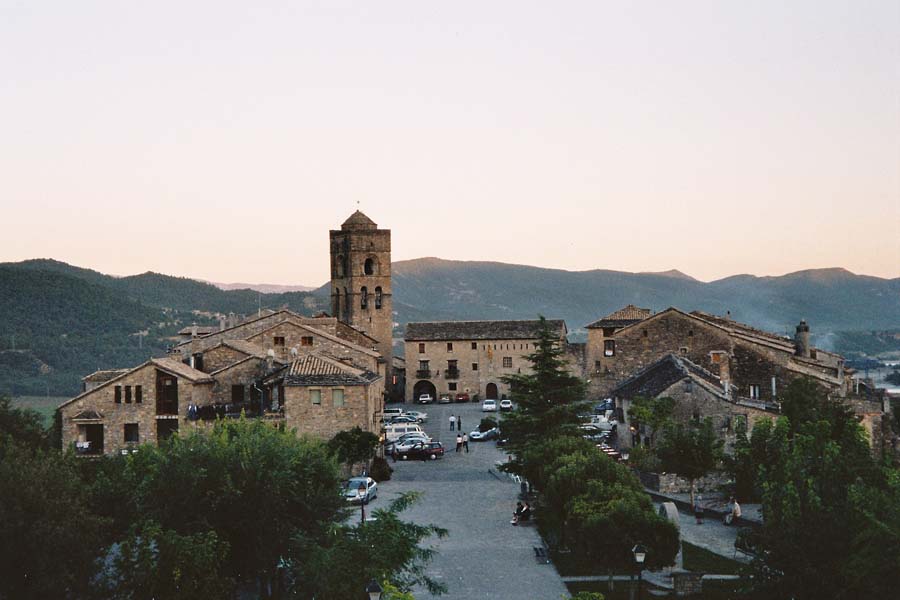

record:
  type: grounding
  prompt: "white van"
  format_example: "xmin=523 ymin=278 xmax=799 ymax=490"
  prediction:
xmin=383 ymin=407 xmax=405 ymax=419
xmin=384 ymin=423 xmax=424 ymax=442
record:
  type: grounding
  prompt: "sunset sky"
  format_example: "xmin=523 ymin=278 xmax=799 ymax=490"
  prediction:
xmin=1 ymin=1 xmax=898 ymax=286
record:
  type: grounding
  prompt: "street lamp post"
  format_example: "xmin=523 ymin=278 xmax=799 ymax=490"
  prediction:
xmin=365 ymin=579 xmax=383 ymax=600
xmin=358 ymin=481 xmax=367 ymax=525
xmin=633 ymin=543 xmax=647 ymax=600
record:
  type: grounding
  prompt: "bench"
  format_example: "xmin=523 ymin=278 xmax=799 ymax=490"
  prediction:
xmin=533 ymin=546 xmax=550 ymax=564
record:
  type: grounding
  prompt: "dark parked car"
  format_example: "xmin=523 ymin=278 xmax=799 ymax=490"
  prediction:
xmin=395 ymin=441 xmax=444 ymax=461
xmin=455 ymin=393 xmax=470 ymax=403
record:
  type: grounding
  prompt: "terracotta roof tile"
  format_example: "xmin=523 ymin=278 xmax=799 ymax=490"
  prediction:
xmin=405 ymin=319 xmax=566 ymax=341
xmin=586 ymin=305 xmax=653 ymax=329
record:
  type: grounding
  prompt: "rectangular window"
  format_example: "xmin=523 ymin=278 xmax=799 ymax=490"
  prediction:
xmin=418 ymin=343 xmax=425 ymax=354
xmin=447 ymin=360 xmax=458 ymax=369
xmin=231 ymin=384 xmax=244 ymax=404
xmin=114 ymin=386 xmax=122 ymax=404
xmin=447 ymin=342 xmax=453 ymax=352
xmin=749 ymin=384 xmax=761 ymax=400
xmin=135 ymin=385 xmax=142 ymax=403
xmin=301 ymin=336 xmax=313 ymax=346
xmin=472 ymin=363 xmax=478 ymax=371
xmin=332 ymin=389 xmax=345 ymax=407
xmin=124 ymin=423 xmax=139 ymax=443
xmin=604 ymin=340 xmax=616 ymax=357
xmin=471 ymin=342 xmax=477 ymax=350
xmin=419 ymin=360 xmax=430 ymax=371
xmin=310 ymin=389 xmax=321 ymax=405
xmin=124 ymin=385 xmax=132 ymax=404
xmin=274 ymin=336 xmax=286 ymax=346
xmin=449 ymin=382 xmax=458 ymax=391
xmin=711 ymin=352 xmax=722 ymax=364
xmin=503 ymin=356 xmax=513 ymax=368
xmin=595 ymin=360 xmax=602 ymax=372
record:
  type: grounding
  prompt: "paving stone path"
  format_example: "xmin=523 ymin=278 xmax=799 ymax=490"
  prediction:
xmin=369 ymin=402 xmax=571 ymax=600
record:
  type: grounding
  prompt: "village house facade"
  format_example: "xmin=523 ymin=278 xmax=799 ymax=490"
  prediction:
xmin=59 ymin=211 xmax=392 ymax=455
xmin=404 ymin=319 xmax=568 ymax=402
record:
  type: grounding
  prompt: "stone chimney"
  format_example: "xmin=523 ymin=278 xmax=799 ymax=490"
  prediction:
xmin=190 ymin=323 xmax=198 ymax=338
xmin=795 ymin=320 xmax=810 ymax=358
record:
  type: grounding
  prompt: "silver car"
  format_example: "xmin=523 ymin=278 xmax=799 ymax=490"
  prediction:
xmin=403 ymin=410 xmax=428 ymax=423
xmin=344 ymin=476 xmax=378 ymax=504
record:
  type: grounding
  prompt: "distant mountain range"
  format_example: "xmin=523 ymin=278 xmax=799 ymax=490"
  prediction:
xmin=205 ymin=281 xmax=315 ymax=294
xmin=1 ymin=257 xmax=898 ymax=396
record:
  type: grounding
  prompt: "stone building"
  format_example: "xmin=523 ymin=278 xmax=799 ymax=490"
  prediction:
xmin=59 ymin=211 xmax=393 ymax=455
xmin=610 ymin=353 xmax=778 ymax=450
xmin=59 ymin=357 xmax=214 ymax=455
xmin=404 ymin=319 xmax=568 ymax=402
xmin=584 ymin=306 xmax=847 ymax=404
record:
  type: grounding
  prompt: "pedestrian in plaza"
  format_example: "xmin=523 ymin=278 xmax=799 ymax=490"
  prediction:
xmin=449 ymin=414 xmax=456 ymax=431
xmin=462 ymin=432 xmax=469 ymax=453
xmin=455 ymin=434 xmax=463 ymax=452
xmin=457 ymin=415 xmax=462 ymax=431
xmin=724 ymin=496 xmax=741 ymax=525
xmin=694 ymin=494 xmax=704 ymax=525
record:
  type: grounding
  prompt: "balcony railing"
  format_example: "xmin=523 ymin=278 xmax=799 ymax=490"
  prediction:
xmin=444 ymin=369 xmax=460 ymax=379
xmin=416 ymin=369 xmax=432 ymax=378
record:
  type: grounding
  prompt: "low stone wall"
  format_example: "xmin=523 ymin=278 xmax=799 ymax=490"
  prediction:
xmin=636 ymin=470 xmax=730 ymax=494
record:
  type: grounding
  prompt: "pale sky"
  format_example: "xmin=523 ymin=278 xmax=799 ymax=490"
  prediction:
xmin=1 ymin=1 xmax=898 ymax=286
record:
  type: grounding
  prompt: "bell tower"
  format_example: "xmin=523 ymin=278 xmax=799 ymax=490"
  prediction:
xmin=329 ymin=210 xmax=393 ymax=366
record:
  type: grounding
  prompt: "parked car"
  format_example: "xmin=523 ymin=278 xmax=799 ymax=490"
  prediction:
xmin=470 ymin=427 xmax=500 ymax=441
xmin=344 ymin=476 xmax=378 ymax=504
xmin=499 ymin=399 xmax=513 ymax=411
xmin=384 ymin=424 xmax=425 ymax=442
xmin=417 ymin=394 xmax=434 ymax=404
xmin=382 ymin=407 xmax=405 ymax=422
xmin=387 ymin=415 xmax=419 ymax=425
xmin=396 ymin=441 xmax=444 ymax=461
xmin=455 ymin=393 xmax=470 ymax=403
xmin=403 ymin=410 xmax=428 ymax=423
xmin=438 ymin=395 xmax=452 ymax=404
xmin=482 ymin=399 xmax=497 ymax=412
xmin=392 ymin=437 xmax=432 ymax=453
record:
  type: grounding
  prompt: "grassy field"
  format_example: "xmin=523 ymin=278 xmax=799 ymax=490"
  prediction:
xmin=12 ymin=396 xmax=68 ymax=426
xmin=682 ymin=542 xmax=745 ymax=576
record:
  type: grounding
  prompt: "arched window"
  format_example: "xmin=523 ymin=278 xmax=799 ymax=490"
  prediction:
xmin=364 ymin=257 xmax=376 ymax=275
xmin=333 ymin=288 xmax=341 ymax=317
xmin=361 ymin=286 xmax=368 ymax=309
xmin=374 ymin=286 xmax=383 ymax=309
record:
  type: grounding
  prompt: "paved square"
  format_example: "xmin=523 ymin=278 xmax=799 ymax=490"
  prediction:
xmin=370 ymin=402 xmax=570 ymax=599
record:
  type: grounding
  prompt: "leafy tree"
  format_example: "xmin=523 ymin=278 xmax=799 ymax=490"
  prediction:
xmin=656 ymin=417 xmax=723 ymax=507
xmin=750 ymin=379 xmax=900 ymax=599
xmin=478 ymin=416 xmax=498 ymax=432
xmin=500 ymin=316 xmax=587 ymax=459
xmin=123 ymin=418 xmax=346 ymax=596
xmin=0 ymin=395 xmax=47 ymax=450
xmin=626 ymin=395 xmax=675 ymax=447
xmin=289 ymin=492 xmax=448 ymax=599
xmin=96 ymin=521 xmax=233 ymax=600
xmin=537 ymin=437 xmax=679 ymax=571
xmin=328 ymin=426 xmax=380 ymax=466
xmin=0 ymin=440 xmax=108 ymax=600
xmin=885 ymin=369 xmax=900 ymax=386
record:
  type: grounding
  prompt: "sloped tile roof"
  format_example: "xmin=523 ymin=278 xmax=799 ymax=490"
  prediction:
xmin=177 ymin=325 xmax=220 ymax=336
xmin=150 ymin=357 xmax=215 ymax=383
xmin=586 ymin=305 xmax=653 ymax=329
xmin=71 ymin=409 xmax=104 ymax=421
xmin=611 ymin=354 xmax=730 ymax=401
xmin=405 ymin=319 xmax=566 ymax=341
xmin=285 ymin=353 xmax=381 ymax=386
xmin=220 ymin=339 xmax=270 ymax=359
xmin=82 ymin=368 xmax=130 ymax=383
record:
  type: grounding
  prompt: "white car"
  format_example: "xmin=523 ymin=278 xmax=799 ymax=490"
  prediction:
xmin=403 ymin=410 xmax=428 ymax=423
xmin=417 ymin=394 xmax=434 ymax=404
xmin=344 ymin=476 xmax=378 ymax=504
xmin=499 ymin=399 xmax=514 ymax=411
xmin=482 ymin=399 xmax=497 ymax=412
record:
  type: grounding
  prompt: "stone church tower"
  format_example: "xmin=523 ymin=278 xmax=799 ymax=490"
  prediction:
xmin=330 ymin=210 xmax=393 ymax=369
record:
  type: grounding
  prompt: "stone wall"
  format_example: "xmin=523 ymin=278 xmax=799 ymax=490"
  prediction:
xmin=246 ymin=320 xmax=380 ymax=375
xmin=284 ymin=382 xmax=380 ymax=440
xmin=404 ymin=338 xmax=549 ymax=401
xmin=209 ymin=357 xmax=270 ymax=404
xmin=201 ymin=345 xmax=248 ymax=373
xmin=60 ymin=363 xmax=212 ymax=455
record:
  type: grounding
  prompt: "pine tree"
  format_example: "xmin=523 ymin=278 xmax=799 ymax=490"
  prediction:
xmin=500 ymin=316 xmax=588 ymax=454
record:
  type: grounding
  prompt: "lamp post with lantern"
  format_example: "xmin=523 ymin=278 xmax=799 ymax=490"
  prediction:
xmin=358 ymin=481 xmax=368 ymax=524
xmin=633 ymin=543 xmax=647 ymax=600
xmin=365 ymin=579 xmax=383 ymax=600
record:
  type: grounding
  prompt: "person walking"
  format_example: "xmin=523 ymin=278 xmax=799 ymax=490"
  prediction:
xmin=455 ymin=434 xmax=463 ymax=453
xmin=457 ymin=415 xmax=462 ymax=431
xmin=694 ymin=494 xmax=704 ymax=525
xmin=449 ymin=414 xmax=456 ymax=431
xmin=462 ymin=432 xmax=469 ymax=453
